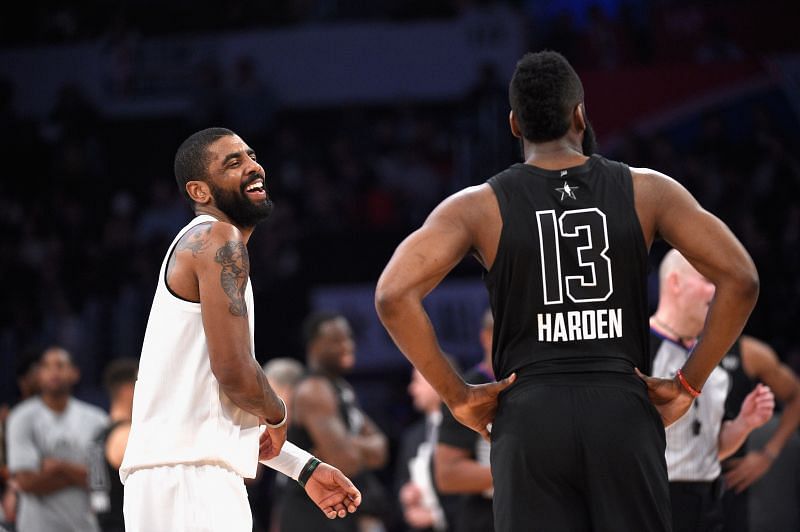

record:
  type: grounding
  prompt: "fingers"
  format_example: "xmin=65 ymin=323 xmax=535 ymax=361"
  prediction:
xmin=334 ymin=471 xmax=362 ymax=505
xmin=634 ymin=367 xmax=647 ymax=381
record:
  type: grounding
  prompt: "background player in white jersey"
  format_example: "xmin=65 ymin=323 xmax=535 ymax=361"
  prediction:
xmin=120 ymin=127 xmax=360 ymax=531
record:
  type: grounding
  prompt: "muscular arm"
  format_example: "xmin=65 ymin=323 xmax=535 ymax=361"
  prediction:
xmin=434 ymin=444 xmax=492 ymax=494
xmin=374 ymin=188 xmax=483 ymax=408
xmin=635 ymin=169 xmax=759 ymax=390
xmin=293 ymin=378 xmax=385 ymax=477
xmin=741 ymin=335 xmax=800 ymax=459
xmin=186 ymin=222 xmax=284 ymax=423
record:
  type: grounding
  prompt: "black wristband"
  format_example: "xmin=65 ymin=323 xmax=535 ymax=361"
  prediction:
xmin=297 ymin=457 xmax=321 ymax=488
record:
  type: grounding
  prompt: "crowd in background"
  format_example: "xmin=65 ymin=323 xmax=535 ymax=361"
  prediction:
xmin=0 ymin=0 xmax=799 ymax=530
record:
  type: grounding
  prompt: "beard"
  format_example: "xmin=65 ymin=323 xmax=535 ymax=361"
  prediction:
xmin=209 ymin=176 xmax=274 ymax=228
xmin=582 ymin=117 xmax=598 ymax=156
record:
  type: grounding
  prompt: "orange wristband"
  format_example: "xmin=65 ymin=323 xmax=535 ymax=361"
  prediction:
xmin=676 ymin=368 xmax=701 ymax=397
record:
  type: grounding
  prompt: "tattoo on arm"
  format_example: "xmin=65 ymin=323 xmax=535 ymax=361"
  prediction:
xmin=166 ymin=224 xmax=212 ymax=277
xmin=214 ymin=241 xmax=250 ymax=317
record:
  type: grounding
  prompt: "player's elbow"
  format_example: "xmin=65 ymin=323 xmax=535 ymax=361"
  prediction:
xmin=731 ymin=264 xmax=759 ymax=307
xmin=374 ymin=282 xmax=406 ymax=322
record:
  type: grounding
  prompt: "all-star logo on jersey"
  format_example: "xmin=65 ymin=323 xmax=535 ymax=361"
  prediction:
xmin=555 ymin=180 xmax=579 ymax=201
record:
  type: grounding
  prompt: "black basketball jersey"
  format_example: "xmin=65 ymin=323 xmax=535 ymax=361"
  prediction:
xmin=484 ymin=155 xmax=650 ymax=379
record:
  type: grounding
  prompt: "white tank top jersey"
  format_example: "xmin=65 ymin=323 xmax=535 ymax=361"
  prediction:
xmin=120 ymin=215 xmax=260 ymax=483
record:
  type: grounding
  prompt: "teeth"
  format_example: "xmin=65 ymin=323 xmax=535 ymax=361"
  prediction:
xmin=246 ymin=180 xmax=264 ymax=192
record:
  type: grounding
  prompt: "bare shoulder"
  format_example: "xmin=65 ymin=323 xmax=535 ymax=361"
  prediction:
xmin=740 ymin=335 xmax=779 ymax=376
xmin=294 ymin=376 xmax=338 ymax=419
xmin=430 ymin=184 xmax=497 ymax=222
xmin=294 ymin=376 xmax=337 ymax=405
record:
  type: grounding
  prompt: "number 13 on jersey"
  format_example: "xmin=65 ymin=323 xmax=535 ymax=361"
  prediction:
xmin=536 ymin=208 xmax=613 ymax=305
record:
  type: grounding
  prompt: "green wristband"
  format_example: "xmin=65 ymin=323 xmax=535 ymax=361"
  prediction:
xmin=297 ymin=457 xmax=321 ymax=488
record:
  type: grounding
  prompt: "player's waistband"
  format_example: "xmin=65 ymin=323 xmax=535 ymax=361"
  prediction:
xmin=511 ymin=359 xmax=646 ymax=394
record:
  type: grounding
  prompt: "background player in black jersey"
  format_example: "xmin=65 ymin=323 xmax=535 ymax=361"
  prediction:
xmin=374 ymin=50 xmax=759 ymax=531
xmin=435 ymin=308 xmax=495 ymax=532
xmin=281 ymin=311 xmax=389 ymax=532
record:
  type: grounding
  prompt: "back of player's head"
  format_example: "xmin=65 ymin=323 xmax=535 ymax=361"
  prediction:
xmin=174 ymin=127 xmax=235 ymax=205
xmin=509 ymin=50 xmax=584 ymax=142
xmin=102 ymin=357 xmax=139 ymax=398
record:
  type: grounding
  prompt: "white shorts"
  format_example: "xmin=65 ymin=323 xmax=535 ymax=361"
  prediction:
xmin=123 ymin=464 xmax=252 ymax=532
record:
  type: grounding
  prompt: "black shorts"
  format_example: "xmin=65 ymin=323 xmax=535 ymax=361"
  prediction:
xmin=490 ymin=372 xmax=672 ymax=532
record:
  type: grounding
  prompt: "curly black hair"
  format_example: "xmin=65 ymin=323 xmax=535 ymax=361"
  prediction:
xmin=508 ymin=51 xmax=584 ymax=143
xmin=174 ymin=127 xmax=235 ymax=207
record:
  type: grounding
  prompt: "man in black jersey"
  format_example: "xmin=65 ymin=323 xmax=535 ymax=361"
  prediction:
xmin=281 ymin=311 xmax=389 ymax=532
xmin=435 ymin=308 xmax=495 ymax=532
xmin=374 ymin=50 xmax=759 ymax=532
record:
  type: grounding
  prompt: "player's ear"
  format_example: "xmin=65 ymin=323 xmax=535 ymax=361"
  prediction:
xmin=509 ymin=110 xmax=522 ymax=139
xmin=574 ymin=103 xmax=587 ymax=133
xmin=186 ymin=180 xmax=212 ymax=205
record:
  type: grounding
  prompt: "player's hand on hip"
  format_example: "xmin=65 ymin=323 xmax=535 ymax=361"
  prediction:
xmin=450 ymin=373 xmax=516 ymax=441
xmin=304 ymin=462 xmax=362 ymax=519
xmin=259 ymin=423 xmax=287 ymax=461
xmin=635 ymin=367 xmax=694 ymax=427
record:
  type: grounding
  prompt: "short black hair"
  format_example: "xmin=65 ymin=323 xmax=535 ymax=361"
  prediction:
xmin=102 ymin=357 xmax=139 ymax=397
xmin=301 ymin=311 xmax=345 ymax=348
xmin=508 ymin=51 xmax=584 ymax=142
xmin=174 ymin=127 xmax=235 ymax=206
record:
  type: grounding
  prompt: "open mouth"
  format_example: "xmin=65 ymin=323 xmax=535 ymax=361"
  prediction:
xmin=244 ymin=178 xmax=267 ymax=199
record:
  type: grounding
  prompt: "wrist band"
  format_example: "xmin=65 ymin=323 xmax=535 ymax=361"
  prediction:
xmin=259 ymin=440 xmax=313 ymax=480
xmin=676 ymin=368 xmax=701 ymax=398
xmin=297 ymin=457 xmax=321 ymax=488
xmin=264 ymin=397 xmax=287 ymax=429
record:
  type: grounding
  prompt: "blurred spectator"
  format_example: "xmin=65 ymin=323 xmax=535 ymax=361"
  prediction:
xmin=719 ymin=335 xmax=800 ymax=532
xmin=90 ymin=357 xmax=139 ymax=532
xmin=434 ymin=309 xmax=495 ymax=532
xmin=282 ymin=312 xmax=390 ymax=532
xmin=256 ymin=357 xmax=307 ymax=532
xmin=393 ymin=367 xmax=459 ymax=531
xmin=5 ymin=346 xmax=108 ymax=532
xmin=224 ymin=54 xmax=279 ymax=143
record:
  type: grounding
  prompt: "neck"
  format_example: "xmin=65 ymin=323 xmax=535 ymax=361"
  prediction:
xmin=650 ymin=311 xmax=699 ymax=348
xmin=41 ymin=393 xmax=69 ymax=413
xmin=522 ymin=137 xmax=587 ymax=169
xmin=194 ymin=205 xmax=254 ymax=243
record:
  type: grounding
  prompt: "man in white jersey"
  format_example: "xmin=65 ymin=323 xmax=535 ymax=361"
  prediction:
xmin=120 ymin=127 xmax=361 ymax=531
xmin=649 ymin=249 xmax=774 ymax=532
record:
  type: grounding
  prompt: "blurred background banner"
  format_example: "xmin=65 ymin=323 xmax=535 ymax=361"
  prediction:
xmin=0 ymin=10 xmax=525 ymax=119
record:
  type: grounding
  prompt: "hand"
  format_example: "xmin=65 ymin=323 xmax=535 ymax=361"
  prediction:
xmin=449 ymin=374 xmax=516 ymax=441
xmin=399 ymin=482 xmax=434 ymax=527
xmin=737 ymin=383 xmax=774 ymax=430
xmin=404 ymin=504 xmax=435 ymax=528
xmin=303 ymin=462 xmax=361 ymax=519
xmin=723 ymin=450 xmax=774 ymax=493
xmin=258 ymin=422 xmax=287 ymax=461
xmin=635 ymin=368 xmax=695 ymax=427
xmin=399 ymin=481 xmax=422 ymax=507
